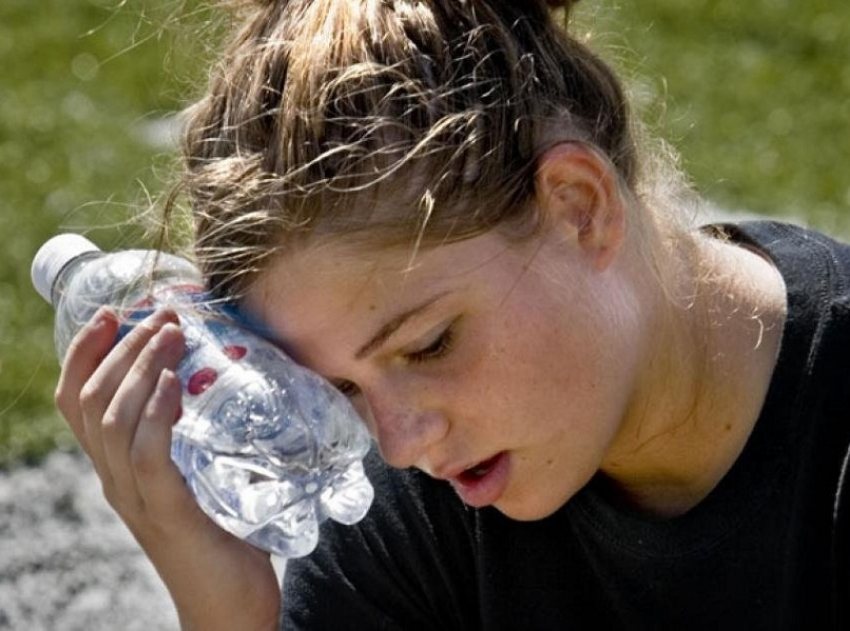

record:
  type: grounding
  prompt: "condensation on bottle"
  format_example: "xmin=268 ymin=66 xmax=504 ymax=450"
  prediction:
xmin=31 ymin=234 xmax=374 ymax=558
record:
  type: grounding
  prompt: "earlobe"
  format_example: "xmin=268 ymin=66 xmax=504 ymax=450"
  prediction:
xmin=535 ymin=143 xmax=626 ymax=270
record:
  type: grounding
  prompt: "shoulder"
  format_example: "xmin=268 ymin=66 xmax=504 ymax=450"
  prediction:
xmin=707 ymin=222 xmax=850 ymax=472
xmin=706 ymin=220 xmax=850 ymax=348
xmin=715 ymin=222 xmax=850 ymax=625
xmin=712 ymin=220 xmax=850 ymax=291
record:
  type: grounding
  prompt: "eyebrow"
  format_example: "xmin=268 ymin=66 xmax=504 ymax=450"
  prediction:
xmin=355 ymin=291 xmax=451 ymax=360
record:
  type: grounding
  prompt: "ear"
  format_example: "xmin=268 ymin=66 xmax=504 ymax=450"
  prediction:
xmin=534 ymin=142 xmax=626 ymax=270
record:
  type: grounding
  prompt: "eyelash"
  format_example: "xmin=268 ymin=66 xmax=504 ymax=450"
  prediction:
xmin=405 ymin=324 xmax=455 ymax=364
xmin=334 ymin=380 xmax=360 ymax=399
xmin=332 ymin=322 xmax=457 ymax=398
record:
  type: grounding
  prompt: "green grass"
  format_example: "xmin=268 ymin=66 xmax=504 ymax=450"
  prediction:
xmin=1 ymin=0 xmax=848 ymax=466
xmin=575 ymin=0 xmax=850 ymax=231
xmin=0 ymin=0 xmax=210 ymax=465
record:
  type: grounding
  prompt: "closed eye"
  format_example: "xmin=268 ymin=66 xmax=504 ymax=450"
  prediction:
xmin=405 ymin=322 xmax=455 ymax=364
xmin=332 ymin=379 xmax=361 ymax=398
xmin=331 ymin=319 xmax=458 ymax=396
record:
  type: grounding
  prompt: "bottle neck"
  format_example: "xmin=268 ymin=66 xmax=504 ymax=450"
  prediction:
xmin=50 ymin=251 xmax=104 ymax=307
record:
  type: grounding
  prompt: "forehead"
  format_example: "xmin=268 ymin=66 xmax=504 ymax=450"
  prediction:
xmin=239 ymin=232 xmax=533 ymax=358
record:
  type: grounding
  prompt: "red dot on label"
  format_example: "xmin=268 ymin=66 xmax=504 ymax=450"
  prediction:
xmin=223 ymin=345 xmax=247 ymax=360
xmin=187 ymin=367 xmax=218 ymax=395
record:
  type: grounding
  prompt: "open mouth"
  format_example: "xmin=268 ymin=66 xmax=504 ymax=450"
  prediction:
xmin=448 ymin=452 xmax=510 ymax=508
xmin=458 ymin=454 xmax=502 ymax=483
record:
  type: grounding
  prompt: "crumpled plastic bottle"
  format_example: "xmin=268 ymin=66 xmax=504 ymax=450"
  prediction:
xmin=32 ymin=233 xmax=374 ymax=558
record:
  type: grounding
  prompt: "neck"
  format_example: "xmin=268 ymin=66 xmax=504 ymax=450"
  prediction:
xmin=599 ymin=232 xmax=787 ymax=518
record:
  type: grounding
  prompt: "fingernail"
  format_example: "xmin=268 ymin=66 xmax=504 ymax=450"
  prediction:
xmin=155 ymin=307 xmax=180 ymax=326
xmin=93 ymin=307 xmax=115 ymax=326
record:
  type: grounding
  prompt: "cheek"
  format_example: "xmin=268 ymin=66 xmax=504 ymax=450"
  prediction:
xmin=498 ymin=298 xmax=631 ymax=430
xmin=449 ymin=317 xmax=568 ymax=429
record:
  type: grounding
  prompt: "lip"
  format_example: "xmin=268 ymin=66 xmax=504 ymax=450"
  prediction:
xmin=444 ymin=452 xmax=510 ymax=508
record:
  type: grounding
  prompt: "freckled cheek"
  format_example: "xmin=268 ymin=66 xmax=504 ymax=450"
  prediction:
xmin=438 ymin=358 xmax=520 ymax=430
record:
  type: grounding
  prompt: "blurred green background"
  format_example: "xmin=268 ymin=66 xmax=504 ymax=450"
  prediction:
xmin=1 ymin=0 xmax=848 ymax=466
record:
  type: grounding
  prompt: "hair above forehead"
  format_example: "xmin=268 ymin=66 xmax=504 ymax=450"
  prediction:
xmin=182 ymin=0 xmax=636 ymax=299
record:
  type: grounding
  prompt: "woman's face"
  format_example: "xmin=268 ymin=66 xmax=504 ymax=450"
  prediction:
xmin=242 ymin=229 xmax=649 ymax=520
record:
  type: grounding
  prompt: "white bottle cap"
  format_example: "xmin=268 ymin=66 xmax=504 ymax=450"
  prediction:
xmin=31 ymin=233 xmax=101 ymax=304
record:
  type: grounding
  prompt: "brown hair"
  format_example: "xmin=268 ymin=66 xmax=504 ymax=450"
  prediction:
xmin=181 ymin=0 xmax=650 ymax=298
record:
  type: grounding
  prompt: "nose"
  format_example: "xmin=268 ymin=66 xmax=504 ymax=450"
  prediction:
xmin=359 ymin=380 xmax=448 ymax=469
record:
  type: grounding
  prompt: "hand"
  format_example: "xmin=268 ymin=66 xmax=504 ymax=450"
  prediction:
xmin=55 ymin=307 xmax=280 ymax=630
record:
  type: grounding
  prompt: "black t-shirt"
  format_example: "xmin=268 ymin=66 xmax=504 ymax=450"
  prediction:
xmin=281 ymin=222 xmax=850 ymax=630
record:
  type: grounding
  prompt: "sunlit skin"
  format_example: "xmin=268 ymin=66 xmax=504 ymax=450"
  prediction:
xmin=243 ymin=228 xmax=649 ymax=520
xmin=241 ymin=145 xmax=788 ymax=521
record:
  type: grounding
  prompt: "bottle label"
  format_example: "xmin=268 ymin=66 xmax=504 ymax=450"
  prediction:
xmin=116 ymin=282 xmax=208 ymax=339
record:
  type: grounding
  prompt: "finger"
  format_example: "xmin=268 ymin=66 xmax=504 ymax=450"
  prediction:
xmin=78 ymin=309 xmax=179 ymax=483
xmin=132 ymin=367 xmax=202 ymax=527
xmin=55 ymin=307 xmax=120 ymax=453
xmin=101 ymin=322 xmax=185 ymax=508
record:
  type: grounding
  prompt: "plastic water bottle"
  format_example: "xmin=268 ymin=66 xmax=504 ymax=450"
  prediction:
xmin=31 ymin=233 xmax=374 ymax=558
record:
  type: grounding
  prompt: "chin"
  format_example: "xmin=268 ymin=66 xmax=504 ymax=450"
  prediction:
xmin=493 ymin=495 xmax=569 ymax=522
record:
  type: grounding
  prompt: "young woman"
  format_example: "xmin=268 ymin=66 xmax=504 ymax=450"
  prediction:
xmin=54 ymin=0 xmax=850 ymax=628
